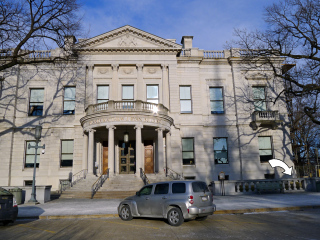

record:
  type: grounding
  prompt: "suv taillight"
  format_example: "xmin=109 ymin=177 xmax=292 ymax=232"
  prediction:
xmin=13 ymin=197 xmax=18 ymax=207
xmin=189 ymin=195 xmax=194 ymax=204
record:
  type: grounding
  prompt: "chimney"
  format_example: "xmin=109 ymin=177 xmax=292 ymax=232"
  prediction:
xmin=181 ymin=36 xmax=193 ymax=49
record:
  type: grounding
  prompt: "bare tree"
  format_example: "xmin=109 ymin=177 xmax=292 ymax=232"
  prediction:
xmin=0 ymin=0 xmax=82 ymax=71
xmin=230 ymin=0 xmax=320 ymax=125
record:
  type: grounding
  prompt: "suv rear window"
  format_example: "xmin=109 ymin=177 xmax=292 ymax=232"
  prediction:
xmin=172 ymin=183 xmax=186 ymax=194
xmin=192 ymin=182 xmax=209 ymax=192
xmin=154 ymin=183 xmax=169 ymax=194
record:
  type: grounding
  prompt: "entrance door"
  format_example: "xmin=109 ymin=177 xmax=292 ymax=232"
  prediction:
xmin=102 ymin=141 xmax=108 ymax=174
xmin=119 ymin=141 xmax=135 ymax=174
xmin=144 ymin=141 xmax=154 ymax=174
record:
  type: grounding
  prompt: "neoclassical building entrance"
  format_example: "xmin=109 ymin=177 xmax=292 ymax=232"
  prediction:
xmin=80 ymin=101 xmax=173 ymax=176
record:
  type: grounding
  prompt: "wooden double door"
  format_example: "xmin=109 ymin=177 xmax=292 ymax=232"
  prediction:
xmin=119 ymin=141 xmax=136 ymax=174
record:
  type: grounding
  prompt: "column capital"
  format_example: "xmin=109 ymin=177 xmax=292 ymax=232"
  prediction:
xmin=156 ymin=128 xmax=165 ymax=132
xmin=111 ymin=64 xmax=119 ymax=71
xmin=88 ymin=128 xmax=96 ymax=133
xmin=87 ymin=64 xmax=94 ymax=71
xmin=134 ymin=124 xmax=143 ymax=130
xmin=106 ymin=125 xmax=116 ymax=130
xmin=161 ymin=64 xmax=168 ymax=69
xmin=136 ymin=63 xmax=143 ymax=71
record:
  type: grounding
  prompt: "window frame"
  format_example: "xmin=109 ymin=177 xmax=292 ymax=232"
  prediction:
xmin=258 ymin=136 xmax=273 ymax=163
xmin=25 ymin=140 xmax=40 ymax=168
xmin=63 ymin=86 xmax=76 ymax=115
xmin=146 ymin=84 xmax=159 ymax=104
xmin=97 ymin=85 xmax=109 ymax=103
xmin=209 ymin=87 xmax=224 ymax=114
xmin=252 ymin=86 xmax=267 ymax=111
xmin=179 ymin=85 xmax=192 ymax=113
xmin=213 ymin=137 xmax=229 ymax=164
xmin=60 ymin=139 xmax=74 ymax=167
xmin=182 ymin=137 xmax=195 ymax=165
xmin=122 ymin=85 xmax=134 ymax=101
xmin=28 ymin=88 xmax=44 ymax=116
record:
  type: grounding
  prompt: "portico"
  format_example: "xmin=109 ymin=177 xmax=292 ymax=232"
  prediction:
xmin=81 ymin=101 xmax=173 ymax=176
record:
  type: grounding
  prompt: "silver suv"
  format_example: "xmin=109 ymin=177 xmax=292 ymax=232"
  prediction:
xmin=118 ymin=180 xmax=216 ymax=226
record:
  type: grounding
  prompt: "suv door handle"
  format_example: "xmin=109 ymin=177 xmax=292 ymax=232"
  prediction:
xmin=162 ymin=196 xmax=167 ymax=199
xmin=145 ymin=197 xmax=149 ymax=200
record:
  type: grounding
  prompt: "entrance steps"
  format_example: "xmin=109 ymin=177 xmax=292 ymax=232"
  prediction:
xmin=59 ymin=175 xmax=99 ymax=199
xmin=146 ymin=173 xmax=170 ymax=183
xmin=93 ymin=174 xmax=144 ymax=199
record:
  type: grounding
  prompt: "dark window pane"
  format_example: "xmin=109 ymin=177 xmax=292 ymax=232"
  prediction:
xmin=154 ymin=184 xmax=169 ymax=194
xmin=172 ymin=183 xmax=186 ymax=194
xmin=192 ymin=182 xmax=209 ymax=192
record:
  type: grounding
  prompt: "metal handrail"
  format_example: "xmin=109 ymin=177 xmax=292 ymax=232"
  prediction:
xmin=91 ymin=168 xmax=109 ymax=199
xmin=166 ymin=167 xmax=183 ymax=180
xmin=71 ymin=169 xmax=88 ymax=187
xmin=140 ymin=168 xmax=150 ymax=185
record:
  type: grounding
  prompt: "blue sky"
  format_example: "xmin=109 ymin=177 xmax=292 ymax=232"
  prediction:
xmin=81 ymin=0 xmax=278 ymax=50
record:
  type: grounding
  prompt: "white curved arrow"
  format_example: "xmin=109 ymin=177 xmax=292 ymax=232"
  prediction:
xmin=269 ymin=159 xmax=293 ymax=176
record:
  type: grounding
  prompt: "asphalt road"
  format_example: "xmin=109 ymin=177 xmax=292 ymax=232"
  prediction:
xmin=1 ymin=209 xmax=320 ymax=240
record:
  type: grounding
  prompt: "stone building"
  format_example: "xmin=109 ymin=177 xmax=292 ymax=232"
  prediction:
xmin=0 ymin=26 xmax=293 ymax=191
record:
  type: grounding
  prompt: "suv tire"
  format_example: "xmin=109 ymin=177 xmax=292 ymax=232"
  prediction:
xmin=167 ymin=207 xmax=184 ymax=226
xmin=119 ymin=205 xmax=133 ymax=221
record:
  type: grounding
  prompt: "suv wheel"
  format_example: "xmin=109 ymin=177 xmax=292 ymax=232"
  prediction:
xmin=119 ymin=205 xmax=133 ymax=221
xmin=167 ymin=207 xmax=184 ymax=226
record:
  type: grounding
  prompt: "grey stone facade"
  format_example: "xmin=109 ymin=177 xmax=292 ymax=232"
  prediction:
xmin=0 ymin=26 xmax=293 ymax=190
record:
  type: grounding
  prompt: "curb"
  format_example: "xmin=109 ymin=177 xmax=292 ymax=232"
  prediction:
xmin=17 ymin=205 xmax=320 ymax=220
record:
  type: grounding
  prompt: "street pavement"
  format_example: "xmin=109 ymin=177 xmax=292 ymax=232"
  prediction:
xmin=17 ymin=192 xmax=320 ymax=219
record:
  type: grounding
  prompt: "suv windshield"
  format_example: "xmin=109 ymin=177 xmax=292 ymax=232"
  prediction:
xmin=192 ymin=181 xmax=209 ymax=192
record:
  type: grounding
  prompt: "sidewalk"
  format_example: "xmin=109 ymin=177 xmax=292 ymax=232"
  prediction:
xmin=17 ymin=192 xmax=320 ymax=219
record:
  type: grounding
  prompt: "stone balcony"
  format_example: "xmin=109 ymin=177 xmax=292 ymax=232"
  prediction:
xmin=80 ymin=100 xmax=173 ymax=130
xmin=250 ymin=111 xmax=282 ymax=130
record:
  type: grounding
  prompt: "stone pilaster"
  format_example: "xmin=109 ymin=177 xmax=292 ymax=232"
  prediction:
xmin=111 ymin=64 xmax=119 ymax=100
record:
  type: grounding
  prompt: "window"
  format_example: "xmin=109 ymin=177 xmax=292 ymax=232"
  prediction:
xmin=192 ymin=182 xmax=209 ymax=192
xmin=63 ymin=87 xmax=76 ymax=115
xmin=147 ymin=85 xmax=159 ymax=104
xmin=214 ymin=138 xmax=228 ymax=164
xmin=252 ymin=86 xmax=266 ymax=111
xmin=61 ymin=140 xmax=74 ymax=167
xmin=172 ymin=183 xmax=186 ymax=194
xmin=180 ymin=86 xmax=192 ymax=113
xmin=154 ymin=183 xmax=169 ymax=194
xmin=97 ymin=85 xmax=109 ymax=103
xmin=258 ymin=136 xmax=273 ymax=162
xmin=210 ymin=87 xmax=224 ymax=114
xmin=139 ymin=185 xmax=153 ymax=195
xmin=122 ymin=85 xmax=134 ymax=109
xmin=25 ymin=141 xmax=40 ymax=168
xmin=182 ymin=138 xmax=194 ymax=165
xmin=29 ymin=89 xmax=44 ymax=116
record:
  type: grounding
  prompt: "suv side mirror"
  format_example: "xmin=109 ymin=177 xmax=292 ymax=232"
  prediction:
xmin=136 ymin=191 xmax=140 ymax=196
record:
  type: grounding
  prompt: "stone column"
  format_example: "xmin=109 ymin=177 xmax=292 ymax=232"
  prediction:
xmin=156 ymin=128 xmax=164 ymax=173
xmin=88 ymin=129 xmax=96 ymax=175
xmin=111 ymin=64 xmax=119 ymax=100
xmin=136 ymin=64 xmax=144 ymax=101
xmin=107 ymin=125 xmax=116 ymax=176
xmin=135 ymin=124 xmax=143 ymax=173
xmin=82 ymin=132 xmax=88 ymax=171
xmin=162 ymin=64 xmax=169 ymax=108
xmin=86 ymin=65 xmax=94 ymax=107
xmin=166 ymin=132 xmax=171 ymax=170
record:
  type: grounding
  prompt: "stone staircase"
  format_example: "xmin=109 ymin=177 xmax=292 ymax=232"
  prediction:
xmin=146 ymin=173 xmax=170 ymax=183
xmin=94 ymin=174 xmax=145 ymax=199
xmin=60 ymin=175 xmax=99 ymax=199
xmin=59 ymin=173 xmax=172 ymax=199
